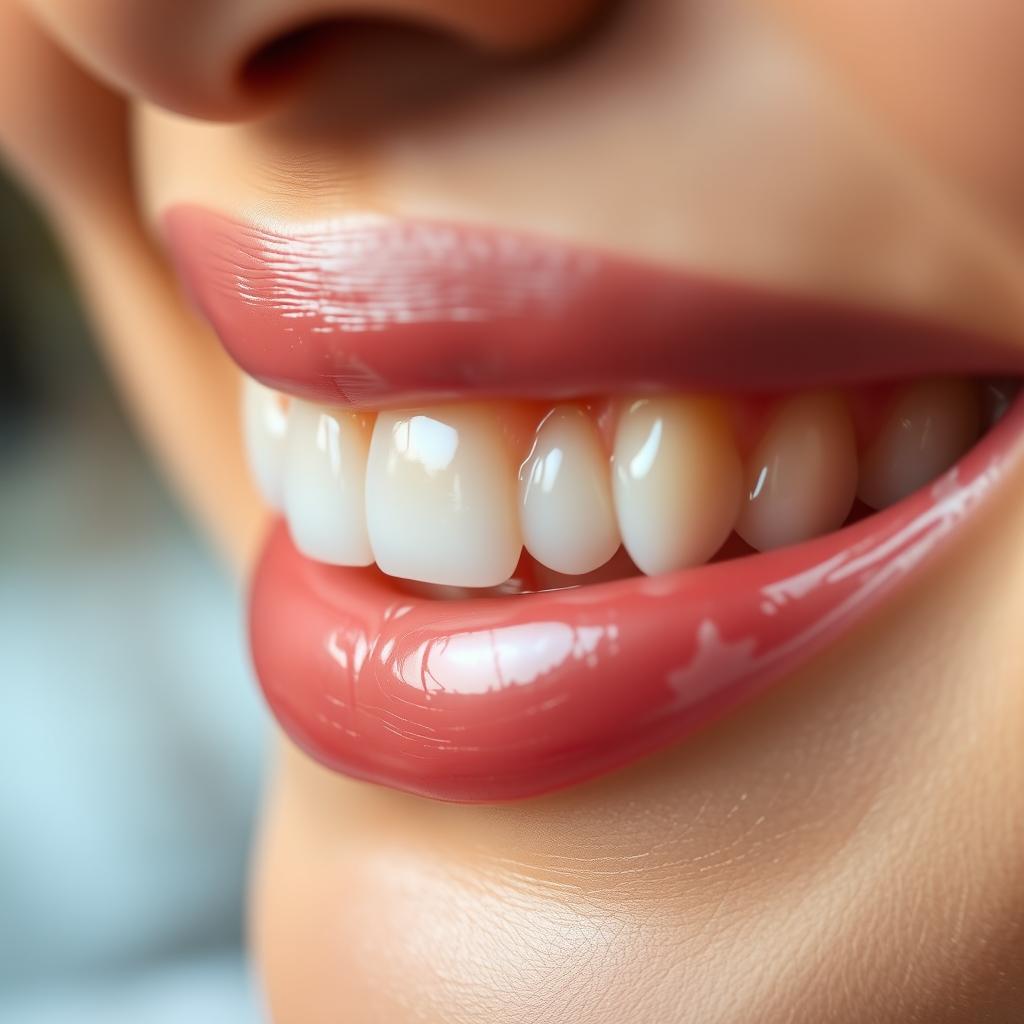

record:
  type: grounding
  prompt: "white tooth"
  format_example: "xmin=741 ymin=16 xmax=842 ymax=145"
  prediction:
xmin=283 ymin=400 xmax=374 ymax=566
xmin=242 ymin=377 xmax=289 ymax=509
xmin=366 ymin=404 xmax=522 ymax=587
xmin=858 ymin=378 xmax=981 ymax=510
xmin=612 ymin=397 xmax=743 ymax=576
xmin=737 ymin=392 xmax=857 ymax=552
xmin=519 ymin=406 xmax=620 ymax=575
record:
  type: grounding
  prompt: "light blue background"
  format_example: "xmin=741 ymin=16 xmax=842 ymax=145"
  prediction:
xmin=1 ymin=400 xmax=266 ymax=1022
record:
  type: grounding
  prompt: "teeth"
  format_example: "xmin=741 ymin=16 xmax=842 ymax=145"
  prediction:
xmin=365 ymin=404 xmax=523 ymax=587
xmin=242 ymin=377 xmax=289 ymax=509
xmin=737 ymin=392 xmax=858 ymax=552
xmin=283 ymin=400 xmax=374 ymax=566
xmin=242 ymin=378 xmax=992 ymax=586
xmin=519 ymin=406 xmax=620 ymax=575
xmin=612 ymin=397 xmax=743 ymax=575
xmin=858 ymin=378 xmax=981 ymax=510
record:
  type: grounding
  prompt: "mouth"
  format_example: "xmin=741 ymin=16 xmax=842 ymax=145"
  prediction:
xmin=166 ymin=204 xmax=1024 ymax=803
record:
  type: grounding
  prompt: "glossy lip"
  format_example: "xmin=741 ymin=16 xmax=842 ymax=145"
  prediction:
xmin=164 ymin=205 xmax=1024 ymax=406
xmin=166 ymin=204 xmax=1024 ymax=802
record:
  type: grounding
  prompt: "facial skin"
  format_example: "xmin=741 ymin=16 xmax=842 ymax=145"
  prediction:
xmin=1 ymin=1 xmax=1022 ymax=1020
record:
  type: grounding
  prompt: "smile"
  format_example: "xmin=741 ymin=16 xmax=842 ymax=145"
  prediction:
xmin=166 ymin=205 xmax=1024 ymax=802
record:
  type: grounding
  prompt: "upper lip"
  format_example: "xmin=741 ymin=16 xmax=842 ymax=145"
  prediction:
xmin=164 ymin=204 xmax=1024 ymax=407
xmin=166 ymin=202 xmax=1024 ymax=803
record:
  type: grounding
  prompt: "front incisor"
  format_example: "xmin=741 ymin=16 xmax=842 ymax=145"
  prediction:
xmin=365 ymin=403 xmax=523 ymax=588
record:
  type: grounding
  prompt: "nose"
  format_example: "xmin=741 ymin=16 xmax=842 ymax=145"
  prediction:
xmin=22 ymin=0 xmax=607 ymax=121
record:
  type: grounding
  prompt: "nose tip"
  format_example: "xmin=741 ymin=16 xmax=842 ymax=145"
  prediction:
xmin=25 ymin=0 xmax=608 ymax=122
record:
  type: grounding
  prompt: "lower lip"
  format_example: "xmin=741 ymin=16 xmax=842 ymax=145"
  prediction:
xmin=250 ymin=394 xmax=1024 ymax=803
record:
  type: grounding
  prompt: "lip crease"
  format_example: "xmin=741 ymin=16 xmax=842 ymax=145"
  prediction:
xmin=165 ymin=204 xmax=1024 ymax=802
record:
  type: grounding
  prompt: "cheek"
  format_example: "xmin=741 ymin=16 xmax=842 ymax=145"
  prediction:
xmin=764 ymin=0 xmax=1024 ymax=228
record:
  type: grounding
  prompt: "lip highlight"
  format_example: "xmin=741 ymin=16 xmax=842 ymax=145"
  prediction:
xmin=165 ymin=205 xmax=1024 ymax=802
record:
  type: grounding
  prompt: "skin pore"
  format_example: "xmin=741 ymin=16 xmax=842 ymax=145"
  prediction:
xmin=1 ymin=0 xmax=1022 ymax=1020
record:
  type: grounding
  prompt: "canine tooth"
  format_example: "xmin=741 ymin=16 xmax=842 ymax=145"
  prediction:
xmin=737 ymin=392 xmax=857 ymax=552
xmin=242 ymin=377 xmax=289 ymax=509
xmin=519 ymin=406 xmax=620 ymax=575
xmin=366 ymin=404 xmax=522 ymax=587
xmin=858 ymin=378 xmax=981 ymax=510
xmin=283 ymin=401 xmax=374 ymax=566
xmin=613 ymin=397 xmax=743 ymax=576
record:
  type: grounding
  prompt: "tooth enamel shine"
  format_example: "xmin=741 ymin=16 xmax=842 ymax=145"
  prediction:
xmin=242 ymin=377 xmax=289 ymax=509
xmin=613 ymin=396 xmax=743 ymax=575
xmin=366 ymin=404 xmax=523 ymax=588
xmin=242 ymin=380 xmax=990 ymax=588
xmin=283 ymin=400 xmax=374 ymax=566
xmin=520 ymin=406 xmax=620 ymax=575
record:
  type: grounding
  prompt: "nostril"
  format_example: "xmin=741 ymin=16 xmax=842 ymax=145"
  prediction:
xmin=239 ymin=20 xmax=341 ymax=98
xmin=237 ymin=18 xmax=503 ymax=125
xmin=231 ymin=2 xmax=620 ymax=125
xmin=234 ymin=2 xmax=618 ymax=118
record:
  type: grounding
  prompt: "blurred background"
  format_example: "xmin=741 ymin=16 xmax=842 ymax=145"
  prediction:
xmin=0 ymin=171 xmax=266 ymax=1021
